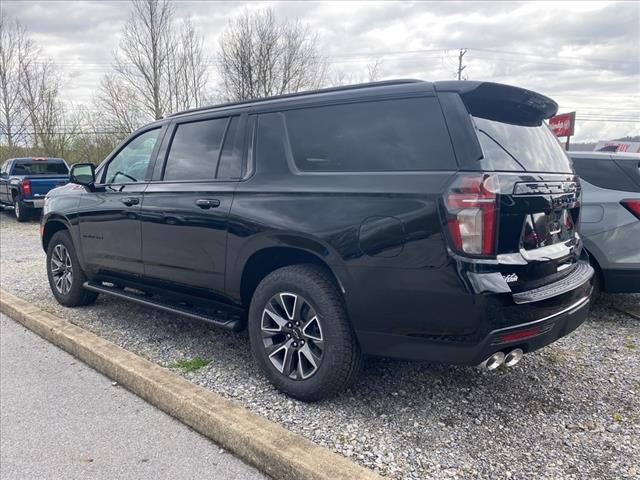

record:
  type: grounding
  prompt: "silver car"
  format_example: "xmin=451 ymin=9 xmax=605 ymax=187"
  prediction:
xmin=569 ymin=151 xmax=640 ymax=293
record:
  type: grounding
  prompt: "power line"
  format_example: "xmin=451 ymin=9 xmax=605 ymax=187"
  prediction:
xmin=469 ymin=47 xmax=638 ymax=65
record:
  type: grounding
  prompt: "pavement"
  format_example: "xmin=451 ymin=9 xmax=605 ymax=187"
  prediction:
xmin=0 ymin=313 xmax=266 ymax=480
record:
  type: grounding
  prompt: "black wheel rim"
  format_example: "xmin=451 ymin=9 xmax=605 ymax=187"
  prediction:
xmin=261 ymin=292 xmax=324 ymax=380
xmin=51 ymin=244 xmax=73 ymax=295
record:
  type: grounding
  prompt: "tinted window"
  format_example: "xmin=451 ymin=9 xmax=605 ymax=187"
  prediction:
xmin=11 ymin=162 xmax=68 ymax=175
xmin=572 ymin=157 xmax=640 ymax=193
xmin=104 ymin=129 xmax=160 ymax=184
xmin=216 ymin=116 xmax=243 ymax=180
xmin=163 ymin=117 xmax=228 ymax=181
xmin=473 ymin=116 xmax=572 ymax=173
xmin=284 ymin=97 xmax=456 ymax=172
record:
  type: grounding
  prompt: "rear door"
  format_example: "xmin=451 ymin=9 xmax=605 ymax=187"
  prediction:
xmin=139 ymin=113 xmax=246 ymax=296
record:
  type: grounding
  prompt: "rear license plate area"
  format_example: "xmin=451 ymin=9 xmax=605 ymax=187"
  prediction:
xmin=523 ymin=209 xmax=574 ymax=250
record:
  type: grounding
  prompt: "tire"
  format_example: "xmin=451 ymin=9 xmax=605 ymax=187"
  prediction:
xmin=46 ymin=230 xmax=98 ymax=307
xmin=248 ymin=264 xmax=362 ymax=401
xmin=13 ymin=195 xmax=30 ymax=222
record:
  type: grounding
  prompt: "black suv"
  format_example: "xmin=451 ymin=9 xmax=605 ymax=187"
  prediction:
xmin=42 ymin=80 xmax=593 ymax=401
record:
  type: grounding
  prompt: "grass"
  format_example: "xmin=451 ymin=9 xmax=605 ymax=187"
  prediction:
xmin=167 ymin=358 xmax=211 ymax=372
xmin=625 ymin=336 xmax=636 ymax=350
xmin=545 ymin=347 xmax=568 ymax=365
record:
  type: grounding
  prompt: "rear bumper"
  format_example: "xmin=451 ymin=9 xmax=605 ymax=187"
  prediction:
xmin=23 ymin=198 xmax=45 ymax=208
xmin=357 ymin=294 xmax=591 ymax=364
xmin=603 ymin=268 xmax=640 ymax=293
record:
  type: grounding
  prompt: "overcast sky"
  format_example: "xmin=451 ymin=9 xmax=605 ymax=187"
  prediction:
xmin=3 ymin=0 xmax=639 ymax=142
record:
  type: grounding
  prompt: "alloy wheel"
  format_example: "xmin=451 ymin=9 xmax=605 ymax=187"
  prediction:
xmin=50 ymin=244 xmax=73 ymax=295
xmin=261 ymin=292 xmax=324 ymax=380
xmin=14 ymin=200 xmax=20 ymax=219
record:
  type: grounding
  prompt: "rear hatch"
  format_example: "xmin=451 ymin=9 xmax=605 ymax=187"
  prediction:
xmin=437 ymin=82 xmax=590 ymax=299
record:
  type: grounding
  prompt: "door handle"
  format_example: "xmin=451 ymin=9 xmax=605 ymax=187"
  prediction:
xmin=121 ymin=197 xmax=140 ymax=206
xmin=195 ymin=198 xmax=221 ymax=209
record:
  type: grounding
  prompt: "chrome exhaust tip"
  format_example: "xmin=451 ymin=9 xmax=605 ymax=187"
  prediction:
xmin=504 ymin=348 xmax=524 ymax=367
xmin=480 ymin=351 xmax=505 ymax=371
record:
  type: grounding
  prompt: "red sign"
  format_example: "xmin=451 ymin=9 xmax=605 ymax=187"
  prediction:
xmin=549 ymin=112 xmax=576 ymax=137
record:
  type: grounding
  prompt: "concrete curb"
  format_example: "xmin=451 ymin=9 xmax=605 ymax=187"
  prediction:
xmin=0 ymin=289 xmax=381 ymax=480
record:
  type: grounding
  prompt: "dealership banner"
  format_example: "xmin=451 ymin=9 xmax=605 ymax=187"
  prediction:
xmin=549 ymin=112 xmax=576 ymax=137
xmin=595 ymin=141 xmax=640 ymax=153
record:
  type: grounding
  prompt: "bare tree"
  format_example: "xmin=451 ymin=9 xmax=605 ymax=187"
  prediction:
xmin=218 ymin=8 xmax=326 ymax=101
xmin=19 ymin=55 xmax=63 ymax=151
xmin=96 ymin=73 xmax=145 ymax=134
xmin=366 ymin=59 xmax=382 ymax=82
xmin=326 ymin=60 xmax=383 ymax=87
xmin=100 ymin=0 xmax=209 ymax=125
xmin=0 ymin=13 xmax=33 ymax=151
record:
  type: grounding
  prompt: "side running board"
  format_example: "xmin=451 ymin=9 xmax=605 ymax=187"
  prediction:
xmin=83 ymin=281 xmax=244 ymax=332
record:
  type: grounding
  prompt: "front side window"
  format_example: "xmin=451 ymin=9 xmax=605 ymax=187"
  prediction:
xmin=163 ymin=117 xmax=229 ymax=181
xmin=103 ymin=129 xmax=160 ymax=184
xmin=283 ymin=97 xmax=456 ymax=172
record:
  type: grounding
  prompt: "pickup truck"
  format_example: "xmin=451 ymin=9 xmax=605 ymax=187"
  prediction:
xmin=0 ymin=157 xmax=69 ymax=221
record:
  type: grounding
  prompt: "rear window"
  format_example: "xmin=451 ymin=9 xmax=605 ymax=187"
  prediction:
xmin=11 ymin=162 xmax=68 ymax=175
xmin=284 ymin=97 xmax=456 ymax=172
xmin=473 ymin=116 xmax=573 ymax=173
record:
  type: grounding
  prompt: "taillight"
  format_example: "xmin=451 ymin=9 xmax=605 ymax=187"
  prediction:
xmin=444 ymin=174 xmax=498 ymax=256
xmin=20 ymin=179 xmax=32 ymax=196
xmin=620 ymin=199 xmax=640 ymax=220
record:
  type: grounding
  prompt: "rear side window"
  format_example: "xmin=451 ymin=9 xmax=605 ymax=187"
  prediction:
xmin=283 ymin=97 xmax=456 ymax=172
xmin=163 ymin=117 xmax=229 ymax=181
xmin=572 ymin=157 xmax=640 ymax=193
xmin=11 ymin=162 xmax=68 ymax=175
xmin=473 ymin=116 xmax=572 ymax=173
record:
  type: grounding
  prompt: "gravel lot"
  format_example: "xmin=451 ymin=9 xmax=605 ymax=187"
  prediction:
xmin=1 ymin=210 xmax=638 ymax=480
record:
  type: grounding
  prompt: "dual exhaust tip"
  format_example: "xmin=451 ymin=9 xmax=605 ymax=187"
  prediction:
xmin=479 ymin=348 xmax=524 ymax=370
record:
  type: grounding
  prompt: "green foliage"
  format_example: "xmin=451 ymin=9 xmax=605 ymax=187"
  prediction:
xmin=1 ymin=132 xmax=126 ymax=165
xmin=167 ymin=358 xmax=211 ymax=372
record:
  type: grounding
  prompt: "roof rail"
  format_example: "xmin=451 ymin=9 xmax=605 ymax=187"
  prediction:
xmin=169 ymin=79 xmax=424 ymax=118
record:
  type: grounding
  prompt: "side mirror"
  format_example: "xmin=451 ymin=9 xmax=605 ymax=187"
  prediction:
xmin=0 ymin=172 xmax=7 ymax=179
xmin=70 ymin=163 xmax=96 ymax=187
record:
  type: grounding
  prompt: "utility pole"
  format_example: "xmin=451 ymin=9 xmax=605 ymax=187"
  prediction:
xmin=457 ymin=48 xmax=467 ymax=80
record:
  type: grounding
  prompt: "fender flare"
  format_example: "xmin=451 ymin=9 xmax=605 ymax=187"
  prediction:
xmin=227 ymin=231 xmax=351 ymax=302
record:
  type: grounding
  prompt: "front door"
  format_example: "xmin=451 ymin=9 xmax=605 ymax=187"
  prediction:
xmin=140 ymin=114 xmax=245 ymax=295
xmin=78 ymin=127 xmax=163 ymax=276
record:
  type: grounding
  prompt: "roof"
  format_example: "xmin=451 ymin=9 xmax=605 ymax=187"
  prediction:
xmin=166 ymin=79 xmax=558 ymax=125
xmin=568 ymin=151 xmax=640 ymax=159
xmin=170 ymin=79 xmax=428 ymax=118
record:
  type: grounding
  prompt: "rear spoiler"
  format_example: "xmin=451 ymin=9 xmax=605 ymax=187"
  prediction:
xmin=435 ymin=81 xmax=558 ymax=126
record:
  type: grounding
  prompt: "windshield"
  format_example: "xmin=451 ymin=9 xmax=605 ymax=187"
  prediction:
xmin=473 ymin=116 xmax=573 ymax=173
xmin=12 ymin=162 xmax=69 ymax=175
